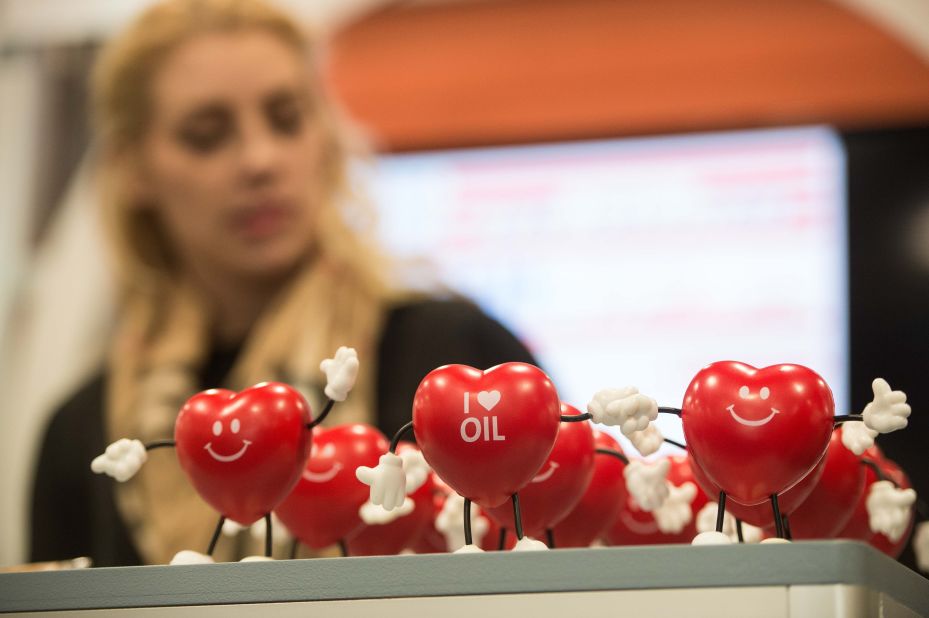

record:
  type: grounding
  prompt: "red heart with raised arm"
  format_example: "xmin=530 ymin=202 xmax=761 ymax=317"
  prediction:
xmin=605 ymin=455 xmax=708 ymax=546
xmin=788 ymin=428 xmax=865 ymax=538
xmin=485 ymin=403 xmax=595 ymax=534
xmin=174 ymin=382 xmax=312 ymax=525
xmin=682 ymin=361 xmax=834 ymax=506
xmin=413 ymin=362 xmax=561 ymax=509
xmin=275 ymin=424 xmax=388 ymax=549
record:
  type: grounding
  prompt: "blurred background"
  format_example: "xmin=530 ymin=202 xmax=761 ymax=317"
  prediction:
xmin=1 ymin=0 xmax=928 ymax=568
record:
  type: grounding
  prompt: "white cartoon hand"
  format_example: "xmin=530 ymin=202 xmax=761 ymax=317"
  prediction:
xmin=435 ymin=494 xmax=488 ymax=551
xmin=841 ymin=421 xmax=878 ymax=456
xmin=359 ymin=497 xmax=414 ymax=525
xmin=653 ymin=482 xmax=697 ymax=534
xmin=866 ymin=480 xmax=916 ymax=542
xmin=90 ymin=439 xmax=147 ymax=482
xmin=587 ymin=387 xmax=658 ymax=436
xmin=862 ymin=378 xmax=910 ymax=434
xmin=624 ymin=459 xmax=670 ymax=512
xmin=628 ymin=425 xmax=664 ymax=456
xmin=320 ymin=346 xmax=359 ymax=402
xmin=356 ymin=453 xmax=406 ymax=510
xmin=399 ymin=449 xmax=431 ymax=494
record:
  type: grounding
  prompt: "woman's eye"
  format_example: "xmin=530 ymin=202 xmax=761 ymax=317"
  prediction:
xmin=266 ymin=97 xmax=304 ymax=136
xmin=176 ymin=108 xmax=231 ymax=154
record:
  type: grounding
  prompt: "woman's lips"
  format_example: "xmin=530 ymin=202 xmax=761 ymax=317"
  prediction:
xmin=229 ymin=203 xmax=293 ymax=240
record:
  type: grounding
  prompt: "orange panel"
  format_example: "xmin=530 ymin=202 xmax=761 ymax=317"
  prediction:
xmin=326 ymin=0 xmax=929 ymax=151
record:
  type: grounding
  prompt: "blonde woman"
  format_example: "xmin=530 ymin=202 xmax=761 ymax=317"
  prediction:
xmin=30 ymin=0 xmax=534 ymax=566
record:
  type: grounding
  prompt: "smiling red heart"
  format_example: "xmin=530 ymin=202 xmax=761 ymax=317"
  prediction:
xmin=275 ymin=424 xmax=388 ymax=549
xmin=174 ymin=382 xmax=312 ymax=525
xmin=682 ymin=361 xmax=834 ymax=506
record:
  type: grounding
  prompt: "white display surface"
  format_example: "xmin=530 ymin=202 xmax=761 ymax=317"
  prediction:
xmin=370 ymin=127 xmax=848 ymax=450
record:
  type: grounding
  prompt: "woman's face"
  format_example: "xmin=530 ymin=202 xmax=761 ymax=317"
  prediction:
xmin=138 ymin=30 xmax=325 ymax=282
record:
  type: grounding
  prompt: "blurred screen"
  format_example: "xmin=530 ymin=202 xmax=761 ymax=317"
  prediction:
xmin=369 ymin=126 xmax=848 ymax=450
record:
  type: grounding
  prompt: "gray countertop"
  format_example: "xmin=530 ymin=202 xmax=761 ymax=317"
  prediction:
xmin=1 ymin=541 xmax=927 ymax=614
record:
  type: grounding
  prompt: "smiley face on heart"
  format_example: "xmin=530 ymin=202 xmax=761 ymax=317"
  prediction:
xmin=682 ymin=362 xmax=835 ymax=506
xmin=174 ymin=382 xmax=312 ymax=525
xmin=413 ymin=362 xmax=561 ymax=509
xmin=275 ymin=424 xmax=388 ymax=549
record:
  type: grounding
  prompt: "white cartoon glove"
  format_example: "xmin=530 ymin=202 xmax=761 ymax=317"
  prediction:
xmin=399 ymin=449 xmax=431 ymax=494
xmin=435 ymin=494 xmax=488 ymax=552
xmin=653 ymin=482 xmax=697 ymax=534
xmin=866 ymin=480 xmax=916 ymax=542
xmin=914 ymin=521 xmax=929 ymax=573
xmin=360 ymin=497 xmax=414 ymax=525
xmin=320 ymin=346 xmax=359 ymax=402
xmin=91 ymin=439 xmax=148 ymax=482
xmin=841 ymin=421 xmax=878 ymax=456
xmin=629 ymin=425 xmax=664 ymax=456
xmin=356 ymin=453 xmax=406 ymax=510
xmin=587 ymin=387 xmax=658 ymax=436
xmin=862 ymin=378 xmax=910 ymax=434
xmin=624 ymin=459 xmax=670 ymax=512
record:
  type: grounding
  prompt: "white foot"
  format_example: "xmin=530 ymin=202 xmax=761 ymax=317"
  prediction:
xmin=170 ymin=550 xmax=215 ymax=565
xmin=691 ymin=531 xmax=733 ymax=546
xmin=760 ymin=537 xmax=791 ymax=544
xmin=513 ymin=537 xmax=548 ymax=551
xmin=454 ymin=544 xmax=485 ymax=554
xmin=240 ymin=555 xmax=274 ymax=562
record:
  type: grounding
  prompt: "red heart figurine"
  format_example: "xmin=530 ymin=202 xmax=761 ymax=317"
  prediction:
xmin=413 ymin=362 xmax=561 ymax=508
xmin=485 ymin=403 xmax=594 ymax=535
xmin=275 ymin=424 xmax=388 ymax=549
xmin=682 ymin=362 xmax=834 ymax=506
xmin=551 ymin=429 xmax=628 ymax=547
xmin=174 ymin=382 xmax=312 ymax=525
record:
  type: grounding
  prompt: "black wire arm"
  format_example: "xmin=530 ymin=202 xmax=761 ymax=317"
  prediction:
xmin=663 ymin=438 xmax=687 ymax=450
xmin=561 ymin=413 xmax=592 ymax=422
xmin=659 ymin=407 xmax=682 ymax=416
xmin=144 ymin=439 xmax=176 ymax=451
xmin=833 ymin=414 xmax=863 ymax=425
xmin=860 ymin=458 xmax=897 ymax=486
xmin=594 ymin=448 xmax=629 ymax=465
xmin=390 ymin=421 xmax=415 ymax=454
xmin=307 ymin=399 xmax=336 ymax=429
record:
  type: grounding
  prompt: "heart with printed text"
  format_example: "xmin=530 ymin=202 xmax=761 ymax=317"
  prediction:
xmin=275 ymin=424 xmax=388 ymax=549
xmin=682 ymin=361 xmax=835 ymax=506
xmin=413 ymin=362 xmax=561 ymax=509
xmin=174 ymin=382 xmax=312 ymax=525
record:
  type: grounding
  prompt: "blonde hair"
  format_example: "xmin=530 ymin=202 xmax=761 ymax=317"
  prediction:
xmin=92 ymin=0 xmax=404 ymax=564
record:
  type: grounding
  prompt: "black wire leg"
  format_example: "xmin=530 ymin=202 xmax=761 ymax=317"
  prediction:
xmin=264 ymin=513 xmax=273 ymax=558
xmin=512 ymin=494 xmax=525 ymax=540
xmin=771 ymin=494 xmax=785 ymax=538
xmin=716 ymin=492 xmax=727 ymax=533
xmin=207 ymin=515 xmax=226 ymax=555
xmin=463 ymin=498 xmax=474 ymax=546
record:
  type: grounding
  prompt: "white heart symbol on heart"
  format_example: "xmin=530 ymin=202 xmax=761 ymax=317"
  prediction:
xmin=477 ymin=390 xmax=501 ymax=411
